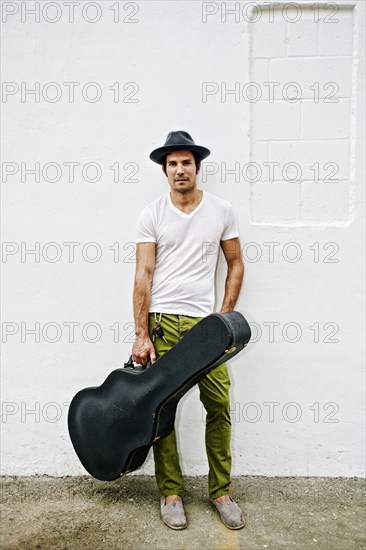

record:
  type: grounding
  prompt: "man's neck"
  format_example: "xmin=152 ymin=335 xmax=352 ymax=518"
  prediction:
xmin=170 ymin=188 xmax=202 ymax=209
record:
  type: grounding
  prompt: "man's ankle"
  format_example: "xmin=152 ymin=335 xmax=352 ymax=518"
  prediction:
xmin=214 ymin=494 xmax=231 ymax=503
xmin=164 ymin=494 xmax=182 ymax=505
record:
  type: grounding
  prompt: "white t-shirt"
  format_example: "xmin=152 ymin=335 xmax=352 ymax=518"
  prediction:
xmin=135 ymin=189 xmax=240 ymax=316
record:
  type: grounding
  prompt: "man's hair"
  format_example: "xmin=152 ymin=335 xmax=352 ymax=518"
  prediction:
xmin=162 ymin=151 xmax=201 ymax=175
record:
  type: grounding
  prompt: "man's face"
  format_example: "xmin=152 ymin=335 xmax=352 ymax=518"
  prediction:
xmin=163 ymin=150 xmax=200 ymax=194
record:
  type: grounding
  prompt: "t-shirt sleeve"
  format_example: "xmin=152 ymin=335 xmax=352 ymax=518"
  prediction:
xmin=135 ymin=206 xmax=157 ymax=243
xmin=221 ymin=202 xmax=240 ymax=241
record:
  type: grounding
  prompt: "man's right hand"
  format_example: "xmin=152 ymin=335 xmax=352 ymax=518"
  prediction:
xmin=132 ymin=335 xmax=157 ymax=367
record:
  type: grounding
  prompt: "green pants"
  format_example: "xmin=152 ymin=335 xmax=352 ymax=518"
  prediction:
xmin=148 ymin=312 xmax=232 ymax=500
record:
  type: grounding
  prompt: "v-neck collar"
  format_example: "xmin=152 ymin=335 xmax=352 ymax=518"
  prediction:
xmin=168 ymin=190 xmax=205 ymax=219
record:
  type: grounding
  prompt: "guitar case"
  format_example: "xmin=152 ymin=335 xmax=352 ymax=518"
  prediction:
xmin=68 ymin=311 xmax=251 ymax=481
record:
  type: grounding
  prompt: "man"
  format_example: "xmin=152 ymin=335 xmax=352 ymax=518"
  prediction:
xmin=132 ymin=131 xmax=245 ymax=530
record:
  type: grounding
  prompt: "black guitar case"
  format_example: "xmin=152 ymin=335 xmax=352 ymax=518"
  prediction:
xmin=68 ymin=311 xmax=251 ymax=481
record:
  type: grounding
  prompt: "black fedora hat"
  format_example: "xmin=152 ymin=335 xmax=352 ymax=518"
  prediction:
xmin=149 ymin=130 xmax=211 ymax=165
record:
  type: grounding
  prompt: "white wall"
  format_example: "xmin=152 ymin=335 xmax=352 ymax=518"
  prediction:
xmin=1 ymin=0 xmax=365 ymax=477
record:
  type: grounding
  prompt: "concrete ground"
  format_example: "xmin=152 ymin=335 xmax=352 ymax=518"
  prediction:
xmin=0 ymin=475 xmax=365 ymax=550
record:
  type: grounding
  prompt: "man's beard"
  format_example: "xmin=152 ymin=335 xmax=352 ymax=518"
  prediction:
xmin=173 ymin=181 xmax=195 ymax=194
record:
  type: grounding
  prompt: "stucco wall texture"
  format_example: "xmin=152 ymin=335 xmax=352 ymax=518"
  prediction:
xmin=1 ymin=1 xmax=365 ymax=477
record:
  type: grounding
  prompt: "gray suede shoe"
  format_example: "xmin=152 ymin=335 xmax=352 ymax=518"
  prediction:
xmin=160 ymin=497 xmax=187 ymax=530
xmin=211 ymin=496 xmax=245 ymax=530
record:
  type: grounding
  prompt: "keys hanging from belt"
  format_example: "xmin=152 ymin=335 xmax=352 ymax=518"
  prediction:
xmin=152 ymin=312 xmax=168 ymax=344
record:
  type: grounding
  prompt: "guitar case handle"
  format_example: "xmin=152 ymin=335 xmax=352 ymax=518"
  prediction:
xmin=124 ymin=354 xmax=153 ymax=372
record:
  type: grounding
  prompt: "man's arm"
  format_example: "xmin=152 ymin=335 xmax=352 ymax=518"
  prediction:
xmin=219 ymin=237 xmax=244 ymax=313
xmin=132 ymin=242 xmax=157 ymax=365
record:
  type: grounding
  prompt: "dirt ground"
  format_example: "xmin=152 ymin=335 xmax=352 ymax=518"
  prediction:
xmin=0 ymin=475 xmax=365 ymax=550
